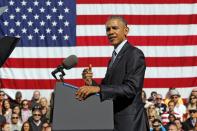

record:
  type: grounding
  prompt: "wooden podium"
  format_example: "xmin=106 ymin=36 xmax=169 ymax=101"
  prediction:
xmin=52 ymin=82 xmax=114 ymax=131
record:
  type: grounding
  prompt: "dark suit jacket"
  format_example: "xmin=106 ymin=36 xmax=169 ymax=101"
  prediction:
xmin=95 ymin=42 xmax=149 ymax=131
xmin=183 ymin=117 xmax=195 ymax=130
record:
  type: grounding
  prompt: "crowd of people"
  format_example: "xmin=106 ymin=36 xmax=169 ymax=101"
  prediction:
xmin=143 ymin=88 xmax=197 ymax=131
xmin=0 ymin=90 xmax=53 ymax=131
xmin=0 ymin=87 xmax=196 ymax=131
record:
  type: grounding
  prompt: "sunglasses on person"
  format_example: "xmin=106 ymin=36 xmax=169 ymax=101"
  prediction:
xmin=33 ymin=114 xmax=41 ymax=116
xmin=156 ymin=98 xmax=162 ymax=100
xmin=189 ymin=110 xmax=197 ymax=114
xmin=23 ymin=103 xmax=28 ymax=106
xmin=12 ymin=117 xmax=19 ymax=119
xmin=190 ymin=97 xmax=196 ymax=100
xmin=171 ymin=96 xmax=178 ymax=99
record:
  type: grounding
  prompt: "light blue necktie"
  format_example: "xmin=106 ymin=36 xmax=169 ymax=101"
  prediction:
xmin=109 ymin=50 xmax=117 ymax=68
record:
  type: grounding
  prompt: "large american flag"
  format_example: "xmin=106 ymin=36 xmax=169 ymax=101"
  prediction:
xmin=0 ymin=0 xmax=196 ymax=99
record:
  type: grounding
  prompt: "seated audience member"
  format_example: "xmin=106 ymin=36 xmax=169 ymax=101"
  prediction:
xmin=164 ymin=88 xmax=183 ymax=106
xmin=142 ymin=90 xmax=153 ymax=108
xmin=1 ymin=122 xmax=10 ymax=131
xmin=0 ymin=91 xmax=6 ymax=115
xmin=28 ymin=107 xmax=45 ymax=131
xmin=148 ymin=111 xmax=157 ymax=128
xmin=12 ymin=105 xmax=22 ymax=123
xmin=164 ymin=114 xmax=176 ymax=130
xmin=15 ymin=91 xmax=23 ymax=106
xmin=21 ymin=121 xmax=32 ymax=131
xmin=0 ymin=114 xmax=6 ymax=129
xmin=183 ymin=109 xmax=197 ymax=131
xmin=168 ymin=123 xmax=178 ymax=131
xmin=161 ymin=101 xmax=181 ymax=125
xmin=2 ymin=99 xmax=12 ymax=123
xmin=21 ymin=99 xmax=32 ymax=123
xmin=190 ymin=88 xmax=197 ymax=97
xmin=30 ymin=91 xmax=41 ymax=109
xmin=187 ymin=94 xmax=197 ymax=110
xmin=174 ymin=118 xmax=184 ymax=131
xmin=168 ymin=89 xmax=186 ymax=120
xmin=150 ymin=119 xmax=166 ymax=131
xmin=10 ymin=112 xmax=22 ymax=131
xmin=148 ymin=91 xmax=157 ymax=104
xmin=155 ymin=94 xmax=167 ymax=116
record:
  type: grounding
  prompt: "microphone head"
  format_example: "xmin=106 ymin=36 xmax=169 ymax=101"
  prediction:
xmin=62 ymin=55 xmax=78 ymax=70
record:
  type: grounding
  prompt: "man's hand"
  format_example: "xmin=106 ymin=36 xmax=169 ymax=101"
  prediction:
xmin=75 ymin=86 xmax=100 ymax=101
xmin=82 ymin=64 xmax=93 ymax=86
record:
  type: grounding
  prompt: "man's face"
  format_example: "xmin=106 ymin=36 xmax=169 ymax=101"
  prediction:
xmin=11 ymin=114 xmax=19 ymax=124
xmin=106 ymin=18 xmax=128 ymax=47
xmin=168 ymin=125 xmax=178 ymax=131
xmin=0 ymin=92 xmax=5 ymax=101
xmin=168 ymin=102 xmax=175 ymax=112
xmin=33 ymin=110 xmax=42 ymax=122
xmin=156 ymin=95 xmax=162 ymax=104
xmin=33 ymin=91 xmax=40 ymax=100
xmin=152 ymin=121 xmax=161 ymax=131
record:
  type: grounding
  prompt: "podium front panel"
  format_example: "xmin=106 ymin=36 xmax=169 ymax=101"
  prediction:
xmin=52 ymin=82 xmax=114 ymax=131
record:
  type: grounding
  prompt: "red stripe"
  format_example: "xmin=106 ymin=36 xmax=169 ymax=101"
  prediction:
xmin=3 ymin=57 xmax=197 ymax=68
xmin=1 ymin=78 xmax=196 ymax=89
xmin=77 ymin=15 xmax=197 ymax=25
xmin=77 ymin=0 xmax=197 ymax=4
xmin=76 ymin=36 xmax=197 ymax=46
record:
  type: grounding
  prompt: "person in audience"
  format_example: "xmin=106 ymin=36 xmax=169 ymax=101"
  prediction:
xmin=40 ymin=97 xmax=48 ymax=108
xmin=161 ymin=101 xmax=181 ymax=125
xmin=164 ymin=114 xmax=176 ymax=130
xmin=187 ymin=94 xmax=197 ymax=111
xmin=28 ymin=108 xmax=44 ymax=131
xmin=150 ymin=119 xmax=166 ymax=131
xmin=147 ymin=110 xmax=158 ymax=128
xmin=30 ymin=91 xmax=41 ymax=109
xmin=0 ymin=114 xmax=6 ymax=129
xmin=12 ymin=105 xmax=23 ymax=124
xmin=168 ymin=123 xmax=178 ymax=131
xmin=142 ymin=90 xmax=153 ymax=108
xmin=164 ymin=88 xmax=183 ymax=106
xmin=169 ymin=89 xmax=186 ymax=121
xmin=47 ymin=91 xmax=54 ymax=123
xmin=15 ymin=91 xmax=23 ymax=105
xmin=0 ymin=91 xmax=5 ymax=115
xmin=2 ymin=99 xmax=12 ymax=123
xmin=155 ymin=94 xmax=167 ymax=117
xmin=148 ymin=91 xmax=157 ymax=104
xmin=174 ymin=118 xmax=184 ymax=131
xmin=1 ymin=122 xmax=10 ymax=131
xmin=42 ymin=122 xmax=50 ymax=131
xmin=10 ymin=112 xmax=22 ymax=131
xmin=21 ymin=99 xmax=32 ymax=123
xmin=190 ymin=88 xmax=197 ymax=97
xmin=41 ymin=106 xmax=49 ymax=123
xmin=21 ymin=121 xmax=32 ymax=131
xmin=183 ymin=109 xmax=197 ymax=130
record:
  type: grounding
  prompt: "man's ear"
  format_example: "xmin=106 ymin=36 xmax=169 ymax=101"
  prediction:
xmin=124 ymin=26 xmax=129 ymax=36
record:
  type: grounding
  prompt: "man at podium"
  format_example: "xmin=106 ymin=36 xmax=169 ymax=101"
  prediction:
xmin=76 ymin=16 xmax=149 ymax=131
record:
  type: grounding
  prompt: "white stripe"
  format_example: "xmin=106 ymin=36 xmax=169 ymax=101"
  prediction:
xmin=9 ymin=46 xmax=197 ymax=58
xmin=2 ymin=88 xmax=194 ymax=100
xmin=77 ymin=4 xmax=197 ymax=15
xmin=0 ymin=67 xmax=197 ymax=79
xmin=77 ymin=25 xmax=197 ymax=36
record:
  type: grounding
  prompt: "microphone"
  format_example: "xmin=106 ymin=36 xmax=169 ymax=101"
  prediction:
xmin=51 ymin=55 xmax=78 ymax=81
